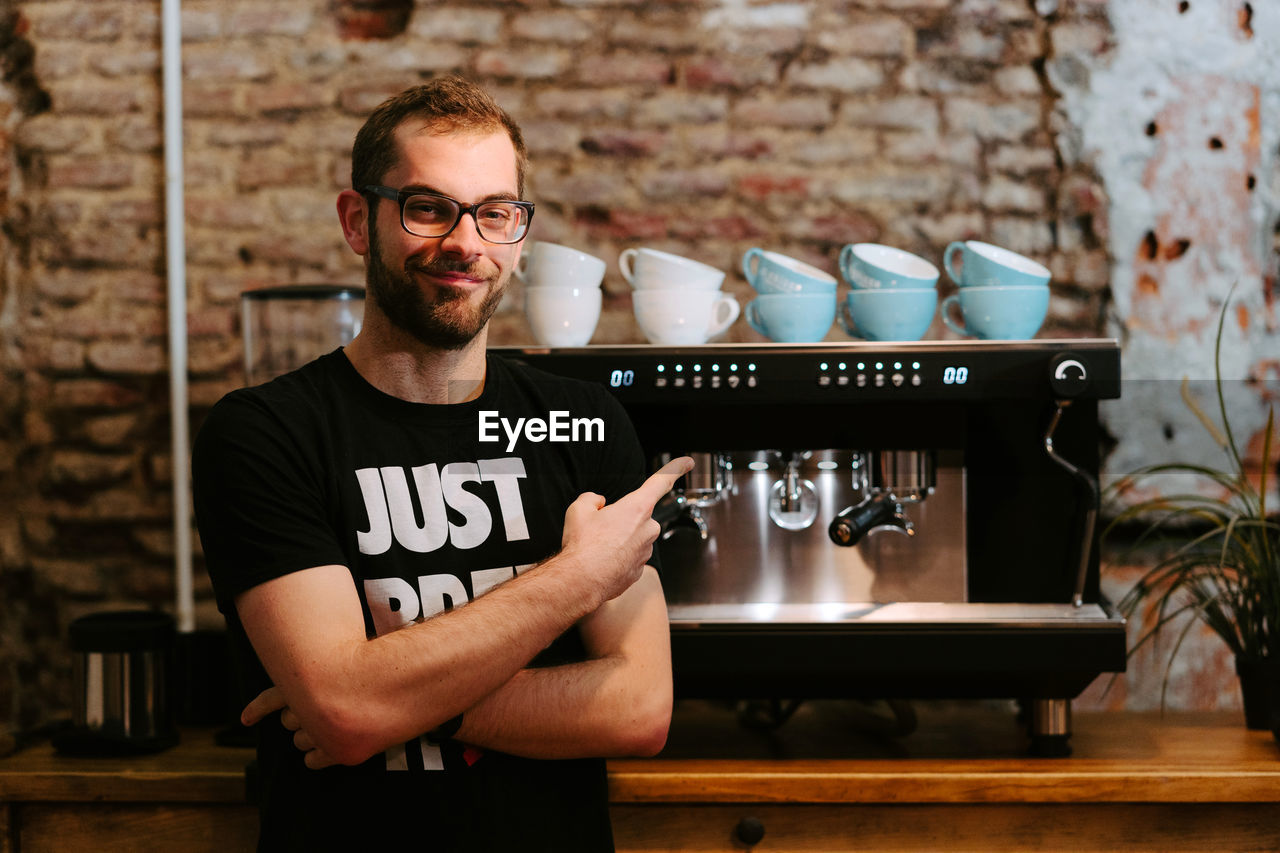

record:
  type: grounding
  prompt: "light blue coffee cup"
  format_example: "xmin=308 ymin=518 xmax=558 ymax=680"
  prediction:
xmin=745 ymin=292 xmax=837 ymax=343
xmin=839 ymin=288 xmax=937 ymax=342
xmin=838 ymin=243 xmax=939 ymax=290
xmin=742 ymin=248 xmax=837 ymax=295
xmin=943 ymin=240 xmax=1051 ymax=289
xmin=941 ymin=285 xmax=1049 ymax=340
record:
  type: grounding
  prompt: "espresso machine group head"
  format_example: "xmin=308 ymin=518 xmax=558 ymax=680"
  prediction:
xmin=497 ymin=340 xmax=1126 ymax=754
xmin=829 ymin=449 xmax=935 ymax=547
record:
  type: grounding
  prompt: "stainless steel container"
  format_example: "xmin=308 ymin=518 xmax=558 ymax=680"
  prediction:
xmin=54 ymin=610 xmax=178 ymax=755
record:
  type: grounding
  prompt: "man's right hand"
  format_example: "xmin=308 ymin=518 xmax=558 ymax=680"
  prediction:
xmin=559 ymin=456 xmax=693 ymax=605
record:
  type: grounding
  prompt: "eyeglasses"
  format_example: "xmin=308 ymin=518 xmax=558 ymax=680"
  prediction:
xmin=363 ymin=185 xmax=535 ymax=245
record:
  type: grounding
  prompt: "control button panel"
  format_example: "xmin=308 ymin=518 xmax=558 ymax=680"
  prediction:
xmin=501 ymin=338 xmax=1121 ymax=402
xmin=506 ymin=340 xmax=1122 ymax=404
xmin=814 ymin=358 xmax=926 ymax=392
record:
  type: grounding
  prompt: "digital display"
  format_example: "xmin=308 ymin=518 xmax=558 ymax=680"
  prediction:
xmin=609 ymin=369 xmax=635 ymax=388
xmin=942 ymin=366 xmax=969 ymax=385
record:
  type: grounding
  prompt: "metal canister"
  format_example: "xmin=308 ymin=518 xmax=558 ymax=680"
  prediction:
xmin=58 ymin=610 xmax=178 ymax=754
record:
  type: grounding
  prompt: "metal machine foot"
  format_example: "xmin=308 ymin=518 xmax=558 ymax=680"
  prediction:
xmin=1027 ymin=698 xmax=1072 ymax=757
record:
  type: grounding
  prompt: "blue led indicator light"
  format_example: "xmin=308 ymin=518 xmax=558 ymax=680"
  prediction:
xmin=748 ymin=363 xmax=756 ymax=371
xmin=675 ymin=364 xmax=683 ymax=372
xmin=657 ymin=364 xmax=665 ymax=373
xmin=838 ymin=362 xmax=846 ymax=370
xmin=730 ymin=363 xmax=738 ymax=371
xmin=712 ymin=364 xmax=719 ymax=372
xmin=820 ymin=362 xmax=828 ymax=371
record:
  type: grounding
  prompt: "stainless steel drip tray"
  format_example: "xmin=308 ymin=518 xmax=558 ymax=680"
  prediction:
xmin=668 ymin=601 xmax=1120 ymax=628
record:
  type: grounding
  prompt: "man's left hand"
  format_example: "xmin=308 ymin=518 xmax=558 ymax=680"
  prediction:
xmin=242 ymin=686 xmax=341 ymax=770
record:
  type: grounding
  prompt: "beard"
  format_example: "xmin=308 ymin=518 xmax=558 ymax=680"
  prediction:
xmin=365 ymin=221 xmax=507 ymax=351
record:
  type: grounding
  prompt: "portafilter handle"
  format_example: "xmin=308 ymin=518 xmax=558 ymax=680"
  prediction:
xmin=654 ymin=493 xmax=710 ymax=541
xmin=828 ymin=493 xmax=914 ymax=547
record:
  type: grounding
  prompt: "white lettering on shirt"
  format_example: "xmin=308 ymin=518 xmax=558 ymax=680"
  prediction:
xmin=354 ymin=456 xmax=529 ymax=556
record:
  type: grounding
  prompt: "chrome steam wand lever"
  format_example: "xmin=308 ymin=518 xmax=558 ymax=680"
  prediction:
xmin=1043 ymin=400 xmax=1099 ymax=608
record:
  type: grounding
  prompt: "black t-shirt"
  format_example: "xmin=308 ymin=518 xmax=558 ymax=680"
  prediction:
xmin=192 ymin=349 xmax=650 ymax=852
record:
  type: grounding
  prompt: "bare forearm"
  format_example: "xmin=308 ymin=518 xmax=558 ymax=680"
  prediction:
xmin=457 ymin=655 xmax=670 ymax=758
xmin=241 ymin=554 xmax=605 ymax=765
xmin=455 ymin=567 xmax=673 ymax=759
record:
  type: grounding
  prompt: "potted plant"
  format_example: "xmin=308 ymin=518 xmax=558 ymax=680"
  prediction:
xmin=1104 ymin=296 xmax=1278 ymax=730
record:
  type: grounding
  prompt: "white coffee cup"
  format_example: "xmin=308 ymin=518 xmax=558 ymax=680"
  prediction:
xmin=633 ymin=289 xmax=740 ymax=345
xmin=619 ymin=248 xmax=725 ymax=291
xmin=525 ymin=285 xmax=602 ymax=347
xmin=516 ymin=241 xmax=606 ymax=289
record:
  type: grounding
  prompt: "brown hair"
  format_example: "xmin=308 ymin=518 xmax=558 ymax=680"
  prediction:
xmin=351 ymin=75 xmax=528 ymax=197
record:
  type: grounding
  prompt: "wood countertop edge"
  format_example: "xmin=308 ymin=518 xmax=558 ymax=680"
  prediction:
xmin=605 ymin=768 xmax=1280 ymax=804
xmin=0 ymin=771 xmax=249 ymax=804
xmin=3 ymin=714 xmax=1278 ymax=806
xmin=5 ymin=766 xmax=1280 ymax=806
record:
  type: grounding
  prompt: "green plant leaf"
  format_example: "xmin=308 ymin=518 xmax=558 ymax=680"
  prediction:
xmin=1105 ymin=284 xmax=1280 ymax=701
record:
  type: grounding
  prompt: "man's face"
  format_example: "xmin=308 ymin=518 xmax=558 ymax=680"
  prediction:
xmin=365 ymin=126 xmax=523 ymax=350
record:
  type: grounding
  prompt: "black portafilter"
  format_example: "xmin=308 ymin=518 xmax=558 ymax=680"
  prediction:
xmin=827 ymin=492 xmax=912 ymax=547
xmin=829 ymin=450 xmax=934 ymax=547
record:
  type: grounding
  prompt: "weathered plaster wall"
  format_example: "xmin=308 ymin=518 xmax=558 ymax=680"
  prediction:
xmin=1052 ymin=0 xmax=1279 ymax=713
xmin=1052 ymin=0 xmax=1278 ymax=483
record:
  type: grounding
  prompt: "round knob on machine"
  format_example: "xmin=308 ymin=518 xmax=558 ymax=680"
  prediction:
xmin=732 ymin=815 xmax=766 ymax=847
xmin=1048 ymin=352 xmax=1090 ymax=398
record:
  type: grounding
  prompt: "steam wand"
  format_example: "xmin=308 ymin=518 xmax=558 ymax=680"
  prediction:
xmin=1043 ymin=400 xmax=1098 ymax=608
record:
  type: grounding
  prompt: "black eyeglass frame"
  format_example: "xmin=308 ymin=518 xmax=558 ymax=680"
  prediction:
xmin=362 ymin=184 xmax=535 ymax=245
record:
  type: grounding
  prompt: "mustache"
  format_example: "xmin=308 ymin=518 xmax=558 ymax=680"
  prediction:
xmin=406 ymin=256 xmax=491 ymax=279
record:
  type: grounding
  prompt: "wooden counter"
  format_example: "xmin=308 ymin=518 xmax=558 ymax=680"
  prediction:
xmin=3 ymin=704 xmax=1278 ymax=851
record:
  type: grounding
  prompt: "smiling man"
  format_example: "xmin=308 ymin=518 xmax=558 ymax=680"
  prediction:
xmin=192 ymin=77 xmax=690 ymax=852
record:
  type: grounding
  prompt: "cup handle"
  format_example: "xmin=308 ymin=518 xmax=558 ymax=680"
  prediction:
xmin=942 ymin=241 xmax=965 ymax=286
xmin=707 ymin=294 xmax=741 ymax=339
xmin=618 ymin=248 xmax=637 ymax=287
xmin=744 ymin=300 xmax=767 ymax=338
xmin=837 ymin=244 xmax=855 ymax=283
xmin=515 ymin=246 xmax=531 ymax=280
xmin=940 ymin=293 xmax=970 ymax=337
xmin=837 ymin=300 xmax=859 ymax=338
xmin=741 ymin=248 xmax=763 ymax=287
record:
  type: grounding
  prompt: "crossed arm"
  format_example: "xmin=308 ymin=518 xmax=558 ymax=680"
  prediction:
xmin=236 ymin=458 xmax=689 ymax=768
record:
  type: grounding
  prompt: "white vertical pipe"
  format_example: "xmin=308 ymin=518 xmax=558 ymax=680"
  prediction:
xmin=162 ymin=0 xmax=194 ymax=634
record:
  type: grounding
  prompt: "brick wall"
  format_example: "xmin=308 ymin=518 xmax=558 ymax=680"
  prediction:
xmin=0 ymin=0 xmax=1254 ymax=731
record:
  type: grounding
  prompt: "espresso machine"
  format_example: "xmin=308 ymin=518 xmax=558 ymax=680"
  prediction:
xmin=496 ymin=340 xmax=1126 ymax=755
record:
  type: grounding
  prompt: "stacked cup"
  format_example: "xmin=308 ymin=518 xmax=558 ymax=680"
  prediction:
xmin=518 ymin=241 xmax=606 ymax=347
xmin=740 ymin=249 xmax=838 ymax=343
xmin=837 ymin=243 xmax=940 ymax=341
xmin=622 ymin=248 xmax=740 ymax=345
xmin=940 ymin=241 xmax=1051 ymax=340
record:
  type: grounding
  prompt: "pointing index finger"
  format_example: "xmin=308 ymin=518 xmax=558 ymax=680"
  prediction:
xmin=622 ymin=456 xmax=695 ymax=512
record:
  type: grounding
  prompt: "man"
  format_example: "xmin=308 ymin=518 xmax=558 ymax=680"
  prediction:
xmin=192 ymin=76 xmax=691 ymax=851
